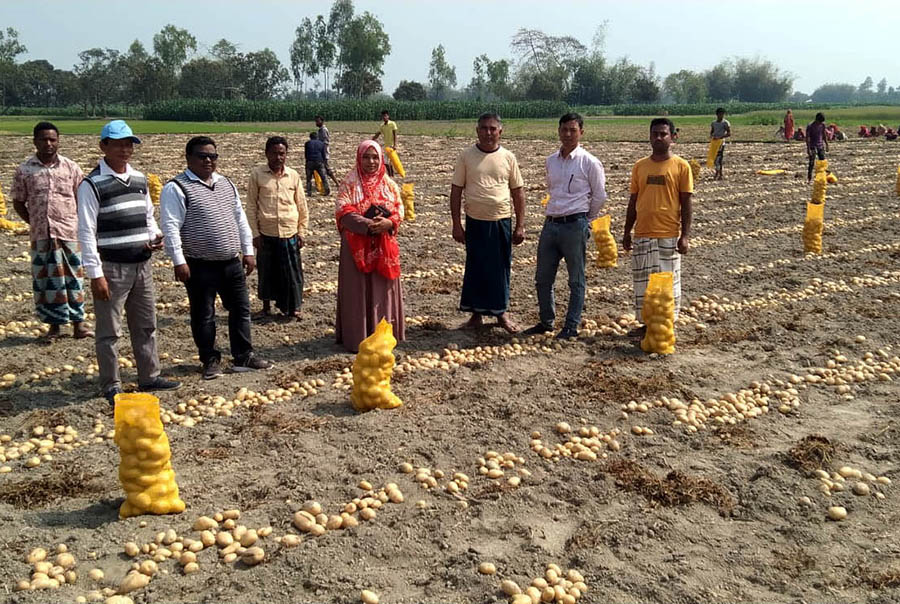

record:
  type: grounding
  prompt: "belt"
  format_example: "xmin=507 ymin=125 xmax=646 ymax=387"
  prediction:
xmin=545 ymin=212 xmax=587 ymax=224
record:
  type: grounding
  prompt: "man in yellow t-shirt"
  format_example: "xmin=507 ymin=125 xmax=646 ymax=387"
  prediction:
xmin=450 ymin=112 xmax=525 ymax=333
xmin=373 ymin=110 xmax=399 ymax=177
xmin=622 ymin=118 xmax=693 ymax=336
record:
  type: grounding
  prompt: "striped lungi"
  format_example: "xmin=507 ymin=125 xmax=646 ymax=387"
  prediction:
xmin=31 ymin=239 xmax=85 ymax=324
xmin=632 ymin=236 xmax=681 ymax=321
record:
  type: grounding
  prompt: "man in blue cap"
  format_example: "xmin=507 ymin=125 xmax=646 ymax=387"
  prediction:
xmin=77 ymin=120 xmax=180 ymax=405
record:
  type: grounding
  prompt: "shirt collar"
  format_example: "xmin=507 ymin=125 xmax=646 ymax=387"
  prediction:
xmin=557 ymin=145 xmax=583 ymax=160
xmin=28 ymin=154 xmax=61 ymax=168
xmin=184 ymin=168 xmax=222 ymax=184
xmin=99 ymin=158 xmax=133 ymax=177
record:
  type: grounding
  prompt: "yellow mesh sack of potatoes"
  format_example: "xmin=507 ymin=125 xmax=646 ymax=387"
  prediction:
xmin=384 ymin=146 xmax=406 ymax=178
xmin=147 ymin=174 xmax=162 ymax=205
xmin=401 ymin=183 xmax=415 ymax=221
xmin=313 ymin=170 xmax=325 ymax=194
xmin=590 ymin=215 xmax=617 ymax=268
xmin=350 ymin=319 xmax=403 ymax=412
xmin=706 ymin=138 xmax=723 ymax=168
xmin=803 ymin=201 xmax=824 ymax=254
xmin=114 ymin=393 xmax=186 ymax=518
xmin=811 ymin=160 xmax=828 ymax=205
xmin=641 ymin=272 xmax=676 ymax=355
xmin=689 ymin=159 xmax=701 ymax=181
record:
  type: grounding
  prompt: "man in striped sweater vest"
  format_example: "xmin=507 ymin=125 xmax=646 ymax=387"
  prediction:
xmin=76 ymin=120 xmax=181 ymax=405
xmin=160 ymin=136 xmax=272 ymax=380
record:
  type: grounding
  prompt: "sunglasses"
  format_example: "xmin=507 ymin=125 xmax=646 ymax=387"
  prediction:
xmin=192 ymin=152 xmax=219 ymax=161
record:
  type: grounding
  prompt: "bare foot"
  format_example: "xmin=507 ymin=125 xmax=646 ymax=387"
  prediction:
xmin=43 ymin=324 xmax=61 ymax=339
xmin=497 ymin=313 xmax=520 ymax=334
xmin=73 ymin=322 xmax=94 ymax=339
xmin=460 ymin=314 xmax=484 ymax=330
xmin=252 ymin=309 xmax=272 ymax=321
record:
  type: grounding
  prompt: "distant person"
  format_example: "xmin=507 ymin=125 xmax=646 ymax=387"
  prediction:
xmin=160 ymin=136 xmax=272 ymax=380
xmin=12 ymin=121 xmax=92 ymax=339
xmin=246 ymin=136 xmax=308 ymax=321
xmin=794 ymin=127 xmax=805 ymax=141
xmin=372 ymin=110 xmax=399 ymax=177
xmin=314 ymin=115 xmax=339 ymax=186
xmin=709 ymin=107 xmax=732 ymax=180
xmin=885 ymin=128 xmax=898 ymax=141
xmin=621 ymin=118 xmax=693 ymax=337
xmin=450 ymin=112 xmax=525 ymax=333
xmin=784 ymin=109 xmax=795 ymax=141
xmin=875 ymin=124 xmax=887 ymax=137
xmin=76 ymin=120 xmax=180 ymax=404
xmin=806 ymin=113 xmax=829 ymax=183
xmin=858 ymin=125 xmax=870 ymax=138
xmin=774 ymin=125 xmax=786 ymax=140
xmin=303 ymin=132 xmax=330 ymax=197
xmin=334 ymin=140 xmax=405 ymax=352
xmin=524 ymin=112 xmax=606 ymax=340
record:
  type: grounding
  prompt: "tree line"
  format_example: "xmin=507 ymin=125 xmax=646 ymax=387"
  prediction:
xmin=1 ymin=2 xmax=898 ymax=115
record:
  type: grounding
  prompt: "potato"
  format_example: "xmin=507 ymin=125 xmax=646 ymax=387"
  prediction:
xmin=26 ymin=547 xmax=48 ymax=564
xmin=512 ymin=595 xmax=533 ymax=604
xmin=138 ymin=560 xmax=157 ymax=576
xmin=105 ymin=596 xmax=135 ymax=604
xmin=118 ymin=570 xmax=150 ymax=594
xmin=501 ymin=579 xmax=522 ymax=595
xmin=179 ymin=552 xmax=197 ymax=565
xmin=193 ymin=516 xmax=218 ymax=531
xmin=88 ymin=568 xmax=104 ymax=581
xmin=223 ymin=552 xmax=238 ymax=564
xmin=222 ymin=509 xmax=241 ymax=520
xmin=302 ymin=500 xmax=322 ymax=516
xmin=293 ymin=511 xmax=315 ymax=532
xmin=360 ymin=508 xmax=377 ymax=521
xmin=325 ymin=515 xmax=343 ymax=530
xmin=200 ymin=531 xmax=216 ymax=547
xmin=56 ymin=552 xmax=76 ymax=569
xmin=123 ymin=543 xmax=140 ymax=558
xmin=240 ymin=529 xmax=259 ymax=547
xmin=477 ymin=562 xmax=496 ymax=575
xmin=359 ymin=480 xmax=373 ymax=491
xmin=853 ymin=482 xmax=871 ymax=496
xmin=360 ymin=589 xmax=380 ymax=604
xmin=827 ymin=506 xmax=848 ymax=521
xmin=281 ymin=534 xmax=302 ymax=547
xmin=183 ymin=562 xmax=199 ymax=574
xmin=215 ymin=532 xmax=234 ymax=548
xmin=525 ymin=586 xmax=542 ymax=604
xmin=241 ymin=547 xmax=265 ymax=566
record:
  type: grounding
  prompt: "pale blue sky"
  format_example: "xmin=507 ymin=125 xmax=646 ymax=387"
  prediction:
xmin=4 ymin=0 xmax=897 ymax=95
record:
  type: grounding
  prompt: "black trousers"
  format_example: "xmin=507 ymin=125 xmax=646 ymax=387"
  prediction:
xmin=305 ymin=162 xmax=330 ymax=195
xmin=185 ymin=257 xmax=252 ymax=364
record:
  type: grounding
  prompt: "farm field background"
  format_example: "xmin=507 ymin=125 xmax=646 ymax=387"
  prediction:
xmin=0 ymin=127 xmax=899 ymax=603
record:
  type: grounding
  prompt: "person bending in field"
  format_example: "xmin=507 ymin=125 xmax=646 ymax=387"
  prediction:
xmin=709 ymin=107 xmax=731 ymax=181
xmin=621 ymin=118 xmax=693 ymax=338
xmin=806 ymin=113 xmax=829 ymax=183
xmin=450 ymin=112 xmax=526 ymax=333
xmin=372 ymin=110 xmax=399 ymax=177
xmin=304 ymin=132 xmax=331 ymax=197
xmin=315 ymin=115 xmax=339 ymax=186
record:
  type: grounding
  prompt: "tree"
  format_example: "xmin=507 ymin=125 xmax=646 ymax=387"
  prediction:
xmin=334 ymin=11 xmax=390 ymax=97
xmin=427 ymin=44 xmax=456 ymax=100
xmin=877 ymin=77 xmax=888 ymax=96
xmin=152 ymin=24 xmax=197 ymax=72
xmin=731 ymin=57 xmax=792 ymax=102
xmin=630 ymin=64 xmax=660 ymax=103
xmin=810 ymin=83 xmax=857 ymax=103
xmin=485 ymin=58 xmax=512 ymax=100
xmin=234 ymin=49 xmax=289 ymax=100
xmin=290 ymin=18 xmax=318 ymax=90
xmin=510 ymin=28 xmax=585 ymax=98
xmin=314 ymin=15 xmax=336 ymax=97
xmin=468 ymin=54 xmax=488 ymax=99
xmin=123 ymin=40 xmax=175 ymax=104
xmin=74 ymin=48 xmax=122 ymax=114
xmin=179 ymin=57 xmax=235 ymax=99
xmin=569 ymin=56 xmax=608 ymax=104
xmin=704 ymin=61 xmax=733 ymax=102
xmin=788 ymin=90 xmax=810 ymax=104
xmin=393 ymin=80 xmax=426 ymax=101
xmin=663 ymin=70 xmax=707 ymax=103
xmin=328 ymin=0 xmax=355 ymax=85
xmin=211 ymin=39 xmax=239 ymax=62
xmin=858 ymin=76 xmax=873 ymax=95
xmin=0 ymin=27 xmax=26 ymax=63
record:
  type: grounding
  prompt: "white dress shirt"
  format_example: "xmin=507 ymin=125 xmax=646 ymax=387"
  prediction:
xmin=544 ymin=145 xmax=607 ymax=219
xmin=76 ymin=159 xmax=161 ymax=279
xmin=159 ymin=169 xmax=255 ymax=267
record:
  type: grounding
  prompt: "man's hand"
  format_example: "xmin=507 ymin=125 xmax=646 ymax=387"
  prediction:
xmin=145 ymin=235 xmax=163 ymax=252
xmin=369 ymin=217 xmax=393 ymax=234
xmin=622 ymin=232 xmax=633 ymax=252
xmin=452 ymin=223 xmax=465 ymax=244
xmin=512 ymin=225 xmax=525 ymax=245
xmin=243 ymin=255 xmax=256 ymax=275
xmin=174 ymin=264 xmax=190 ymax=282
xmin=296 ymin=235 xmax=304 ymax=249
xmin=677 ymin=236 xmax=690 ymax=255
xmin=90 ymin=277 xmax=111 ymax=301
xmin=253 ymin=236 xmax=261 ymax=249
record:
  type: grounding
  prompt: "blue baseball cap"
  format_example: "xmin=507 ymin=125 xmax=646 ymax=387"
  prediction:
xmin=100 ymin=120 xmax=141 ymax=144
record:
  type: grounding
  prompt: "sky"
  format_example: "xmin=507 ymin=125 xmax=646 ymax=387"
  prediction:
xmin=3 ymin=0 xmax=897 ymax=96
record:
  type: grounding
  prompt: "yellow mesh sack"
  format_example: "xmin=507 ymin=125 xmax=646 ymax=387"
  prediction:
xmin=350 ymin=319 xmax=403 ymax=412
xmin=147 ymin=174 xmax=162 ymax=205
xmin=384 ymin=147 xmax=406 ymax=178
xmin=689 ymin=159 xmax=701 ymax=181
xmin=313 ymin=170 xmax=325 ymax=194
xmin=706 ymin=138 xmax=723 ymax=168
xmin=401 ymin=183 xmax=415 ymax=221
xmin=803 ymin=201 xmax=824 ymax=254
xmin=640 ymin=272 xmax=676 ymax=355
xmin=114 ymin=393 xmax=185 ymax=518
xmin=590 ymin=215 xmax=617 ymax=268
xmin=540 ymin=194 xmax=550 ymax=207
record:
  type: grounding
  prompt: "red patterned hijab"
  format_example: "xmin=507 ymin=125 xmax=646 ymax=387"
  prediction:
xmin=335 ymin=140 xmax=401 ymax=280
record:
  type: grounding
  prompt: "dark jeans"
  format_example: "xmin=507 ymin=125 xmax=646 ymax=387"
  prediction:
xmin=535 ymin=215 xmax=589 ymax=330
xmin=305 ymin=162 xmax=330 ymax=196
xmin=184 ymin=257 xmax=252 ymax=364
xmin=807 ymin=146 xmax=825 ymax=180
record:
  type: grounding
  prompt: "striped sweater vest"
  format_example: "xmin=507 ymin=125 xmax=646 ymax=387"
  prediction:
xmin=171 ymin=173 xmax=242 ymax=261
xmin=85 ymin=166 xmax=152 ymax=264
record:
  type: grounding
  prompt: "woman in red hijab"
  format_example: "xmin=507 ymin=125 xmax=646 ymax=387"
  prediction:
xmin=784 ymin=109 xmax=794 ymax=141
xmin=334 ymin=140 xmax=405 ymax=352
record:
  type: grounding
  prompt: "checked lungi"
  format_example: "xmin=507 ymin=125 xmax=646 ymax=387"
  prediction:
xmin=632 ymin=236 xmax=681 ymax=322
xmin=31 ymin=239 xmax=85 ymax=325
xmin=459 ymin=216 xmax=512 ymax=317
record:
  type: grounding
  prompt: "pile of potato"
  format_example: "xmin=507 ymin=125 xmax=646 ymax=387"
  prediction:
xmin=811 ymin=465 xmax=891 ymax=501
xmin=15 ymin=544 xmax=78 ymax=592
xmin=531 ymin=424 xmax=622 ymax=462
xmin=477 ymin=450 xmax=530 ymax=488
xmin=489 ymin=562 xmax=589 ymax=604
xmin=292 ymin=483 xmax=406 ymax=536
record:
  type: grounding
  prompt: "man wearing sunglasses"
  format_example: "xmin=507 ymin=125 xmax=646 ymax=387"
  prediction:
xmin=524 ymin=112 xmax=607 ymax=340
xmin=160 ymin=136 xmax=272 ymax=380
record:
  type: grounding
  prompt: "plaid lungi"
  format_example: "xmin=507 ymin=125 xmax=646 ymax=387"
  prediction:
xmin=632 ymin=237 xmax=681 ymax=322
xmin=31 ymin=239 xmax=85 ymax=324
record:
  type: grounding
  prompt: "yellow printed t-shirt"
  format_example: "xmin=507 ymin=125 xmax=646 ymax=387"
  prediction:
xmin=630 ymin=155 xmax=693 ymax=238
xmin=451 ymin=145 xmax=524 ymax=221
xmin=380 ymin=120 xmax=398 ymax=147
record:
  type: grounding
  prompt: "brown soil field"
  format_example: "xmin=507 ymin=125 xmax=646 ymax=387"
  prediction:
xmin=0 ymin=132 xmax=899 ymax=604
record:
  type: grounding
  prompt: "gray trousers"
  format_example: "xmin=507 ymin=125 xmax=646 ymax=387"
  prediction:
xmin=94 ymin=260 xmax=159 ymax=394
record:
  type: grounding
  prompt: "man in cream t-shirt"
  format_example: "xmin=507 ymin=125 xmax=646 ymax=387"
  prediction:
xmin=450 ymin=112 xmax=525 ymax=333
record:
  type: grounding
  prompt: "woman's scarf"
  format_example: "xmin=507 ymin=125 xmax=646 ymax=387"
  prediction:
xmin=335 ymin=140 xmax=402 ymax=280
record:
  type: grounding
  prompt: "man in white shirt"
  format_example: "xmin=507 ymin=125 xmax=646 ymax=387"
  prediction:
xmin=524 ymin=113 xmax=607 ymax=340
xmin=76 ymin=120 xmax=180 ymax=404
